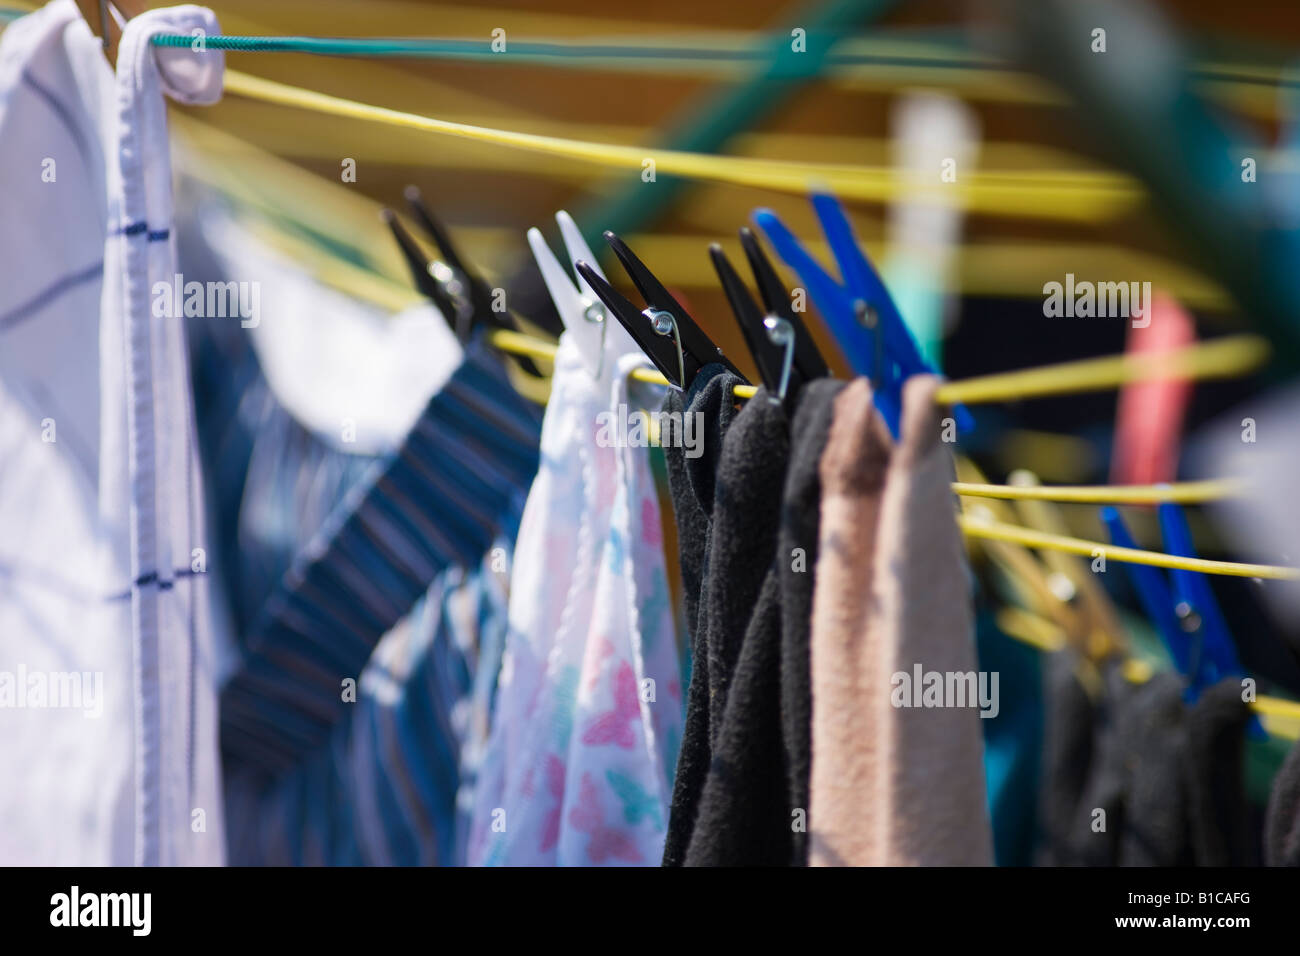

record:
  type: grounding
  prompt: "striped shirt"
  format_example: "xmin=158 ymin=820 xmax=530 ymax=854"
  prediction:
xmin=189 ymin=318 xmax=541 ymax=863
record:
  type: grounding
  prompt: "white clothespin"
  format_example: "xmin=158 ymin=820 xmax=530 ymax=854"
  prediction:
xmin=528 ymin=211 xmax=625 ymax=379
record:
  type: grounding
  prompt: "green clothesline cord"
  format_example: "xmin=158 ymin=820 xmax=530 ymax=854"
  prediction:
xmin=137 ymin=32 xmax=1297 ymax=88
xmin=145 ymin=31 xmax=996 ymax=71
xmin=0 ymin=8 xmax=1288 ymax=87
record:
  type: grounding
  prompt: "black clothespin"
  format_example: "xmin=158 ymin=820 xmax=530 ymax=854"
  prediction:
xmin=737 ymin=227 xmax=829 ymax=383
xmin=382 ymin=185 xmax=540 ymax=376
xmin=710 ymin=244 xmax=798 ymax=407
xmin=574 ymin=231 xmax=745 ymax=391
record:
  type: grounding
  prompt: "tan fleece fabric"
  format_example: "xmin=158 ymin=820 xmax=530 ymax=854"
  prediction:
xmin=808 ymin=379 xmax=893 ymax=866
xmin=809 ymin=376 xmax=993 ymax=866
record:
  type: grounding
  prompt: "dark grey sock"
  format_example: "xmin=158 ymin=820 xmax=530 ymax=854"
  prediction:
xmin=661 ymin=365 xmax=745 ymax=868
xmin=1265 ymin=734 xmax=1300 ymax=865
xmin=778 ymin=380 xmax=844 ymax=866
xmin=683 ymin=387 xmax=790 ymax=866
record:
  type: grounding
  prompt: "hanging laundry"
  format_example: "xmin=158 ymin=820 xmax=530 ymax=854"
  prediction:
xmin=974 ymin=609 xmax=1044 ymax=867
xmin=223 ymin=542 xmax=518 ymax=865
xmin=1038 ymin=653 xmax=1257 ymax=866
xmin=0 ymin=0 xmax=226 ymax=865
xmin=220 ymin=333 xmax=542 ymax=779
xmin=1109 ymin=672 xmax=1195 ymax=866
xmin=179 ymin=188 xmax=465 ymax=650
xmin=183 ymin=274 xmax=532 ymax=864
xmin=469 ymin=334 xmax=681 ymax=866
xmin=808 ymin=380 xmax=894 ymax=866
xmin=1184 ymin=679 xmax=1256 ymax=866
xmin=1036 ymin=650 xmax=1108 ymax=866
xmin=777 ymin=379 xmax=846 ymax=866
xmin=1265 ymin=738 xmax=1300 ymax=866
xmin=809 ymin=376 xmax=992 ymax=866
xmin=660 ymin=364 xmax=748 ymax=866
xmin=675 ymin=384 xmax=816 ymax=866
xmin=186 ymin=314 xmax=381 ymax=651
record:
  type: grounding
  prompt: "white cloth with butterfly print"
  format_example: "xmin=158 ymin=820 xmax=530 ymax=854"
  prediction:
xmin=468 ymin=330 xmax=683 ymax=866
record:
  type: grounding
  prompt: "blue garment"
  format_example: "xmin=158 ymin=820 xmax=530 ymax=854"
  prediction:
xmin=188 ymin=314 xmax=380 ymax=644
xmin=219 ymin=334 xmax=542 ymax=773
xmin=975 ymin=609 xmax=1044 ymax=866
xmin=223 ymin=541 xmax=517 ymax=865
xmin=189 ymin=320 xmax=542 ymax=864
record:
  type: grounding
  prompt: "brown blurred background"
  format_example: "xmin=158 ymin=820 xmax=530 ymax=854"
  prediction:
xmin=120 ymin=0 xmax=1292 ymax=377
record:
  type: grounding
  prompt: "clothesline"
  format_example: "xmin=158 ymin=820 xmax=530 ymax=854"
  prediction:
xmin=952 ymin=478 xmax=1242 ymax=504
xmin=489 ymin=330 xmax=1291 ymax=579
xmin=141 ymin=32 xmax=1300 ymax=93
xmin=489 ymin=328 xmax=1271 ymax=405
xmin=217 ymin=69 xmax=1137 ymax=223
xmin=0 ymin=7 xmax=1287 ymax=90
xmin=170 ymin=112 xmax=1233 ymax=311
xmin=146 ymin=32 xmax=1024 ymax=68
xmin=960 ymin=514 xmax=1296 ymax=581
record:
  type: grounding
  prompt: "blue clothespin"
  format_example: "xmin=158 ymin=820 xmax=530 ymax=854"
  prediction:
xmin=1101 ymin=507 xmax=1194 ymax=679
xmin=753 ymin=193 xmax=974 ymax=439
xmin=1157 ymin=502 xmax=1265 ymax=738
xmin=1102 ymin=505 xmax=1264 ymax=738
xmin=1157 ymin=503 xmax=1243 ymax=687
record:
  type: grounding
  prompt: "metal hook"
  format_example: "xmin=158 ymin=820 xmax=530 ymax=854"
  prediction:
xmin=583 ymin=298 xmax=607 ymax=379
xmin=645 ymin=308 xmax=685 ymax=392
xmin=855 ymin=299 xmax=885 ymax=387
xmin=99 ymin=0 xmax=111 ymax=50
xmin=428 ymin=260 xmax=474 ymax=340
xmin=763 ymin=316 xmax=795 ymax=403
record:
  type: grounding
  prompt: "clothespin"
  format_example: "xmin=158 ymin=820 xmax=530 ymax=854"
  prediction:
xmin=576 ymin=231 xmax=745 ymax=391
xmin=753 ymin=192 xmax=973 ymax=439
xmin=710 ymin=229 xmax=827 ymax=411
xmin=737 ymin=227 xmax=830 ymax=384
xmin=73 ymin=0 xmax=146 ymax=68
xmin=527 ymin=210 xmax=631 ymax=380
xmin=1157 ymin=502 xmax=1244 ymax=691
xmin=1007 ymin=470 xmax=1126 ymax=660
xmin=957 ymin=459 xmax=1088 ymax=648
xmin=1102 ymin=504 xmax=1263 ymax=735
xmin=1161 ymin=503 xmax=1266 ymax=738
xmin=1100 ymin=507 xmax=1192 ymax=677
xmin=1111 ymin=294 xmax=1195 ymax=485
xmin=382 ymin=186 xmax=540 ymax=376
xmin=711 ymin=245 xmax=797 ymax=406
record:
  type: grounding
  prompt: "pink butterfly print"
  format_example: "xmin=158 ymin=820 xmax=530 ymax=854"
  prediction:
xmin=538 ymin=754 xmax=566 ymax=854
xmin=582 ymin=637 xmax=615 ymax=693
xmin=568 ymin=773 xmax=643 ymax=864
xmin=640 ymin=496 xmax=662 ymax=546
xmin=581 ymin=662 xmax=640 ymax=749
xmin=588 ymin=440 xmax=617 ymax=498
xmin=542 ymin=532 xmax=575 ymax=586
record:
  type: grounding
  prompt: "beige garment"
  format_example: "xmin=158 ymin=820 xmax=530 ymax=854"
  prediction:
xmin=809 ymin=376 xmax=993 ymax=866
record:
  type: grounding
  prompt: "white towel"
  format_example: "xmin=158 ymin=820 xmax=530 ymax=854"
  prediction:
xmin=0 ymin=0 xmax=225 ymax=865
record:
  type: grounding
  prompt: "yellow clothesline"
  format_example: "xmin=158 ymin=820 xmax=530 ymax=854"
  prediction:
xmin=489 ymin=330 xmax=1292 ymax=580
xmin=960 ymin=514 xmax=1297 ymax=581
xmin=952 ymin=478 xmax=1244 ymax=504
xmin=490 ymin=329 xmax=1272 ymax=405
xmin=220 ymin=69 xmax=1140 ymax=223
xmin=934 ymin=334 xmax=1270 ymax=405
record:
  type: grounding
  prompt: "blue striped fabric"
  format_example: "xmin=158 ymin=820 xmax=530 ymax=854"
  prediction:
xmin=219 ymin=334 xmax=542 ymax=778
xmin=223 ymin=538 xmax=516 ymax=865
xmin=188 ymin=314 xmax=381 ymax=642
